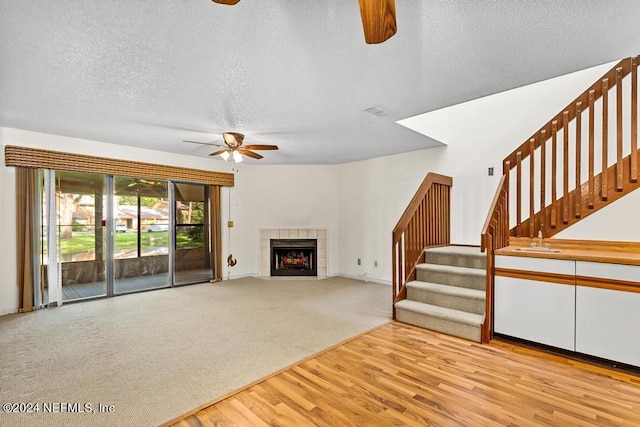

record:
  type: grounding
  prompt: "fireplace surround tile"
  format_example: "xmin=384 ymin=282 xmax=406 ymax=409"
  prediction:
xmin=259 ymin=228 xmax=327 ymax=278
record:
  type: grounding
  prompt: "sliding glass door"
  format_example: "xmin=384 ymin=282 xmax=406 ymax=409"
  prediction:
xmin=173 ymin=182 xmax=212 ymax=285
xmin=54 ymin=171 xmax=107 ymax=302
xmin=42 ymin=173 xmax=213 ymax=303
xmin=113 ymin=177 xmax=171 ymax=294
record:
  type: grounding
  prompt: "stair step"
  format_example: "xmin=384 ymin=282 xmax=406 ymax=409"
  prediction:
xmin=395 ymin=299 xmax=483 ymax=342
xmin=416 ymin=264 xmax=485 ymax=290
xmin=407 ymin=280 xmax=485 ymax=314
xmin=424 ymin=245 xmax=486 ymax=269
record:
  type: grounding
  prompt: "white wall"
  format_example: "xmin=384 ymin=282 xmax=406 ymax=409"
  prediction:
xmin=554 ymin=187 xmax=640 ymax=241
xmin=221 ymin=163 xmax=340 ymax=279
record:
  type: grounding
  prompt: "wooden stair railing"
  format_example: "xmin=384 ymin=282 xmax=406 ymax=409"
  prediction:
xmin=480 ymin=174 xmax=509 ymax=343
xmin=503 ymin=55 xmax=639 ymax=239
xmin=481 ymin=55 xmax=639 ymax=343
xmin=392 ymin=173 xmax=452 ymax=318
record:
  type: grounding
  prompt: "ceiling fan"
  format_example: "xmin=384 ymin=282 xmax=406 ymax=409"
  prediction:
xmin=184 ymin=132 xmax=279 ymax=162
xmin=211 ymin=0 xmax=397 ymax=44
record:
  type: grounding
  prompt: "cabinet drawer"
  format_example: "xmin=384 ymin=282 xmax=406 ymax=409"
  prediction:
xmin=495 ymin=255 xmax=575 ymax=275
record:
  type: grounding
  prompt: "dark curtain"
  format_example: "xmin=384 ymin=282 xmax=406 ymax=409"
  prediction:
xmin=210 ymin=185 xmax=223 ymax=282
xmin=15 ymin=167 xmax=40 ymax=312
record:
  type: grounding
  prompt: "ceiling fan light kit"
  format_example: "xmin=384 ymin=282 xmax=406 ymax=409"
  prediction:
xmin=211 ymin=0 xmax=397 ymax=45
xmin=184 ymin=132 xmax=278 ymax=163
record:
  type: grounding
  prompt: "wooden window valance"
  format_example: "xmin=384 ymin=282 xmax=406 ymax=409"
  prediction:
xmin=4 ymin=145 xmax=234 ymax=187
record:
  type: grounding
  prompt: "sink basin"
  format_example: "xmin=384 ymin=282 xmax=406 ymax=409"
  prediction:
xmin=513 ymin=247 xmax=562 ymax=253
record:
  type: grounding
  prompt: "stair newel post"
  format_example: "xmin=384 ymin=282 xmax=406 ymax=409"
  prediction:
xmin=482 ymin=231 xmax=494 ymax=344
xmin=392 ymin=233 xmax=397 ymax=306
xmin=563 ymin=111 xmax=570 ymax=224
xmin=516 ymin=151 xmax=522 ymax=237
xmin=575 ymin=102 xmax=582 ymax=218
xmin=504 ymin=161 xmax=511 ymax=242
xmin=589 ymin=89 xmax=596 ymax=208
xmin=602 ymin=78 xmax=609 ymax=201
xmin=616 ymin=67 xmax=624 ymax=192
xmin=551 ymin=120 xmax=558 ymax=228
xmin=631 ymin=56 xmax=638 ymax=183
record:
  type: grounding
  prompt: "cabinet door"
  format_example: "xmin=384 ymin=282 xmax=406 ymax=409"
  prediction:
xmin=495 ymin=277 xmax=576 ymax=351
xmin=576 ymin=286 xmax=640 ymax=367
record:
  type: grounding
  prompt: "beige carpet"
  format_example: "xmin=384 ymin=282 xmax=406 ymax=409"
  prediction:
xmin=0 ymin=277 xmax=391 ymax=427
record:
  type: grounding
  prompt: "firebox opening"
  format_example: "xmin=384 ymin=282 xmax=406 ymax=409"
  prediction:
xmin=270 ymin=239 xmax=318 ymax=276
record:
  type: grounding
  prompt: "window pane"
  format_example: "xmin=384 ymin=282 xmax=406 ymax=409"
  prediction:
xmin=113 ymin=176 xmax=170 ymax=293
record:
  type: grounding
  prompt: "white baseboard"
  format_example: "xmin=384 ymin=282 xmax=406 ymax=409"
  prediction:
xmin=222 ymin=272 xmax=391 ymax=286
xmin=335 ymin=273 xmax=391 ymax=286
xmin=224 ymin=273 xmax=259 ymax=281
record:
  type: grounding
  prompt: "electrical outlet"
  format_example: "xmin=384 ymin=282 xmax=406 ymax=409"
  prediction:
xmin=357 ymin=258 xmax=361 ymax=265
xmin=488 ymin=167 xmax=494 ymax=176
xmin=374 ymin=260 xmax=378 ymax=267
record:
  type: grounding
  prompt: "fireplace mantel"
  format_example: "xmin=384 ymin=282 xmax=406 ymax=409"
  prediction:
xmin=260 ymin=229 xmax=327 ymax=278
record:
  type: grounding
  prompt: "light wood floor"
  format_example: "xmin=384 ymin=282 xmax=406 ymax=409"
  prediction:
xmin=166 ymin=322 xmax=640 ymax=426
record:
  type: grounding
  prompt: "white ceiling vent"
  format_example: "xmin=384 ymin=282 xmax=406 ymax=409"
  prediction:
xmin=364 ymin=106 xmax=388 ymax=117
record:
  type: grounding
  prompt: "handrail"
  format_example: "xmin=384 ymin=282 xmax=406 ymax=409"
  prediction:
xmin=502 ymin=56 xmax=638 ymax=239
xmin=480 ymin=174 xmax=508 ymax=343
xmin=392 ymin=173 xmax=452 ymax=318
xmin=481 ymin=174 xmax=509 ymax=253
xmin=503 ymin=58 xmax=629 ymax=169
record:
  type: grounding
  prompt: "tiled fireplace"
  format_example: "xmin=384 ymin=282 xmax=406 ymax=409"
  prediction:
xmin=260 ymin=229 xmax=327 ymax=278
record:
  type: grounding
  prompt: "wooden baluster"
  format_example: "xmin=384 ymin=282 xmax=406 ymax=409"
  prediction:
xmin=632 ymin=56 xmax=638 ymax=183
xmin=602 ymin=78 xmax=609 ymax=201
xmin=616 ymin=67 xmax=624 ymax=191
xmin=563 ymin=111 xmax=569 ymax=224
xmin=516 ymin=151 xmax=522 ymax=237
xmin=529 ymin=138 xmax=535 ymax=237
xmin=551 ymin=121 xmax=558 ymax=228
xmin=588 ymin=89 xmax=595 ymax=208
xmin=428 ymin=190 xmax=433 ymax=244
xmin=539 ymin=130 xmax=546 ymax=232
xmin=392 ymin=241 xmax=397 ymax=299
xmin=433 ymin=190 xmax=437 ymax=244
xmin=575 ymin=102 xmax=582 ymax=218
xmin=419 ymin=199 xmax=424 ymax=249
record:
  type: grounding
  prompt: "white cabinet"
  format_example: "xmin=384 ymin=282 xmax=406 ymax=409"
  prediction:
xmin=494 ymin=256 xmax=640 ymax=368
xmin=495 ymin=276 xmax=575 ymax=350
xmin=575 ymin=262 xmax=640 ymax=367
xmin=494 ymin=256 xmax=576 ymax=351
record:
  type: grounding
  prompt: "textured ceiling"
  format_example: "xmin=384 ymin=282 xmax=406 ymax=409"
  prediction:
xmin=1 ymin=1 xmax=640 ymax=164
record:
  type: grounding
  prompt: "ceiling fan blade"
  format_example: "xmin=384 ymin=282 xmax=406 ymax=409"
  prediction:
xmin=183 ymin=139 xmax=225 ymax=147
xmin=208 ymin=149 xmax=230 ymax=157
xmin=243 ymin=144 xmax=279 ymax=151
xmin=237 ymin=148 xmax=263 ymax=159
xmin=358 ymin=0 xmax=397 ymax=44
xmin=211 ymin=0 xmax=240 ymax=5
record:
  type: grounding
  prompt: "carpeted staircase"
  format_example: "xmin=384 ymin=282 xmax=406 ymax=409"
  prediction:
xmin=395 ymin=245 xmax=486 ymax=342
